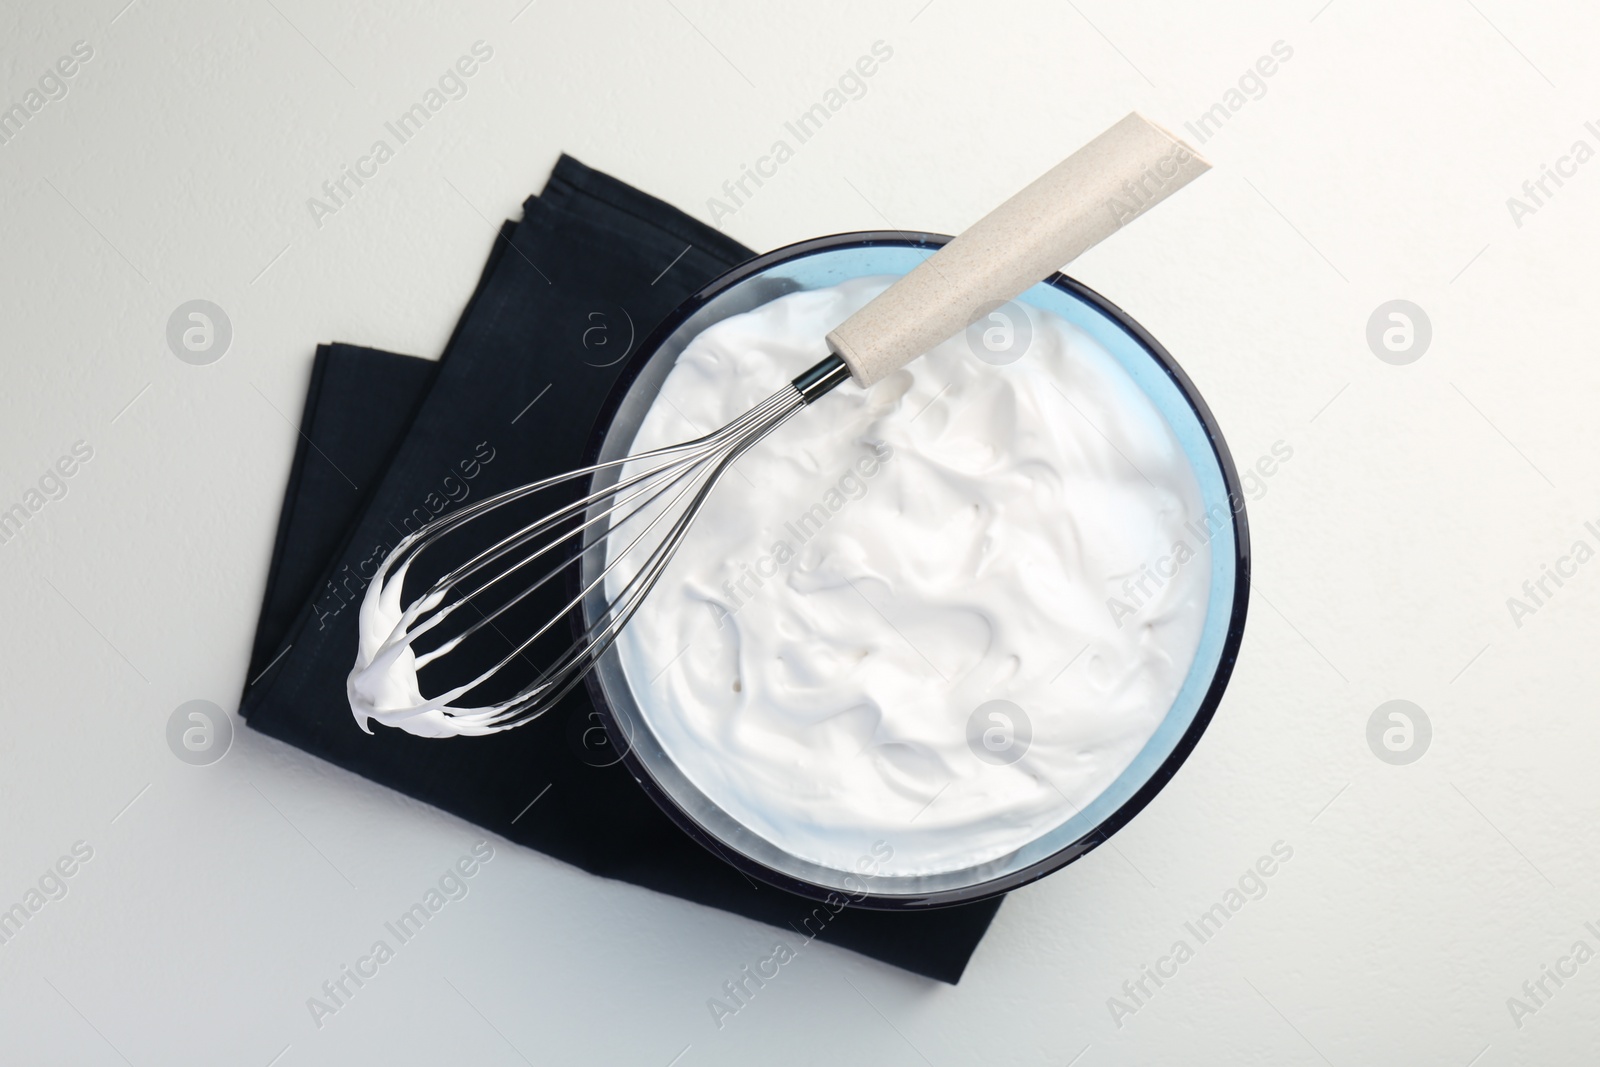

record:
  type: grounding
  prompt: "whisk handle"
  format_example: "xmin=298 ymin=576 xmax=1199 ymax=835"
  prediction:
xmin=824 ymin=112 xmax=1208 ymax=388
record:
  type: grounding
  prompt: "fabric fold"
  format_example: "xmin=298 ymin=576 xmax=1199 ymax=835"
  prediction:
xmin=241 ymin=155 xmax=1002 ymax=984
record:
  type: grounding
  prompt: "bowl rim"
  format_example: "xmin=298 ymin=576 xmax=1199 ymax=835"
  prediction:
xmin=579 ymin=229 xmax=1252 ymax=910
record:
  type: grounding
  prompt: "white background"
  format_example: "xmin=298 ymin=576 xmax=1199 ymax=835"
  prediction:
xmin=2 ymin=0 xmax=1596 ymax=1063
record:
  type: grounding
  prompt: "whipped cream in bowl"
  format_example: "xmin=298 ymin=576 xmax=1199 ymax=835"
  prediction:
xmin=581 ymin=233 xmax=1249 ymax=908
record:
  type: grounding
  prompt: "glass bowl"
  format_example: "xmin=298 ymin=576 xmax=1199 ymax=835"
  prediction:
xmin=579 ymin=231 xmax=1250 ymax=910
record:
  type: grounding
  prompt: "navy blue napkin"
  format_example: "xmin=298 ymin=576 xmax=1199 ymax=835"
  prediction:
xmin=241 ymin=156 xmax=1002 ymax=983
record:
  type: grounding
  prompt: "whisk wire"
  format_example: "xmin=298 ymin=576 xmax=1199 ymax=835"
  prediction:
xmin=477 ymin=387 xmax=809 ymax=729
xmin=351 ymin=381 xmax=811 ymax=733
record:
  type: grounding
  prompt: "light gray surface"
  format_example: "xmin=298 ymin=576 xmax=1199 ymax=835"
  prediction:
xmin=1 ymin=0 xmax=1594 ymax=1063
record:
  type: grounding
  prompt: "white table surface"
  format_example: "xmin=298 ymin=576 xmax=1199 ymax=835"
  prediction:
xmin=3 ymin=0 xmax=1596 ymax=1063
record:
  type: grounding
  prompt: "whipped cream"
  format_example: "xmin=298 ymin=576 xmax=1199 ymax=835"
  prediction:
xmin=608 ymin=277 xmax=1210 ymax=876
xmin=348 ymin=558 xmax=510 ymax=738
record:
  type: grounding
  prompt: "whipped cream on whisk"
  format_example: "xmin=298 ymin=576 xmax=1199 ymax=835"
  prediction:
xmin=609 ymin=277 xmax=1211 ymax=876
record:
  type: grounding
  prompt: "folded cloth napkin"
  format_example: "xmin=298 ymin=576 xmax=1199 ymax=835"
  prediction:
xmin=241 ymin=156 xmax=1002 ymax=984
